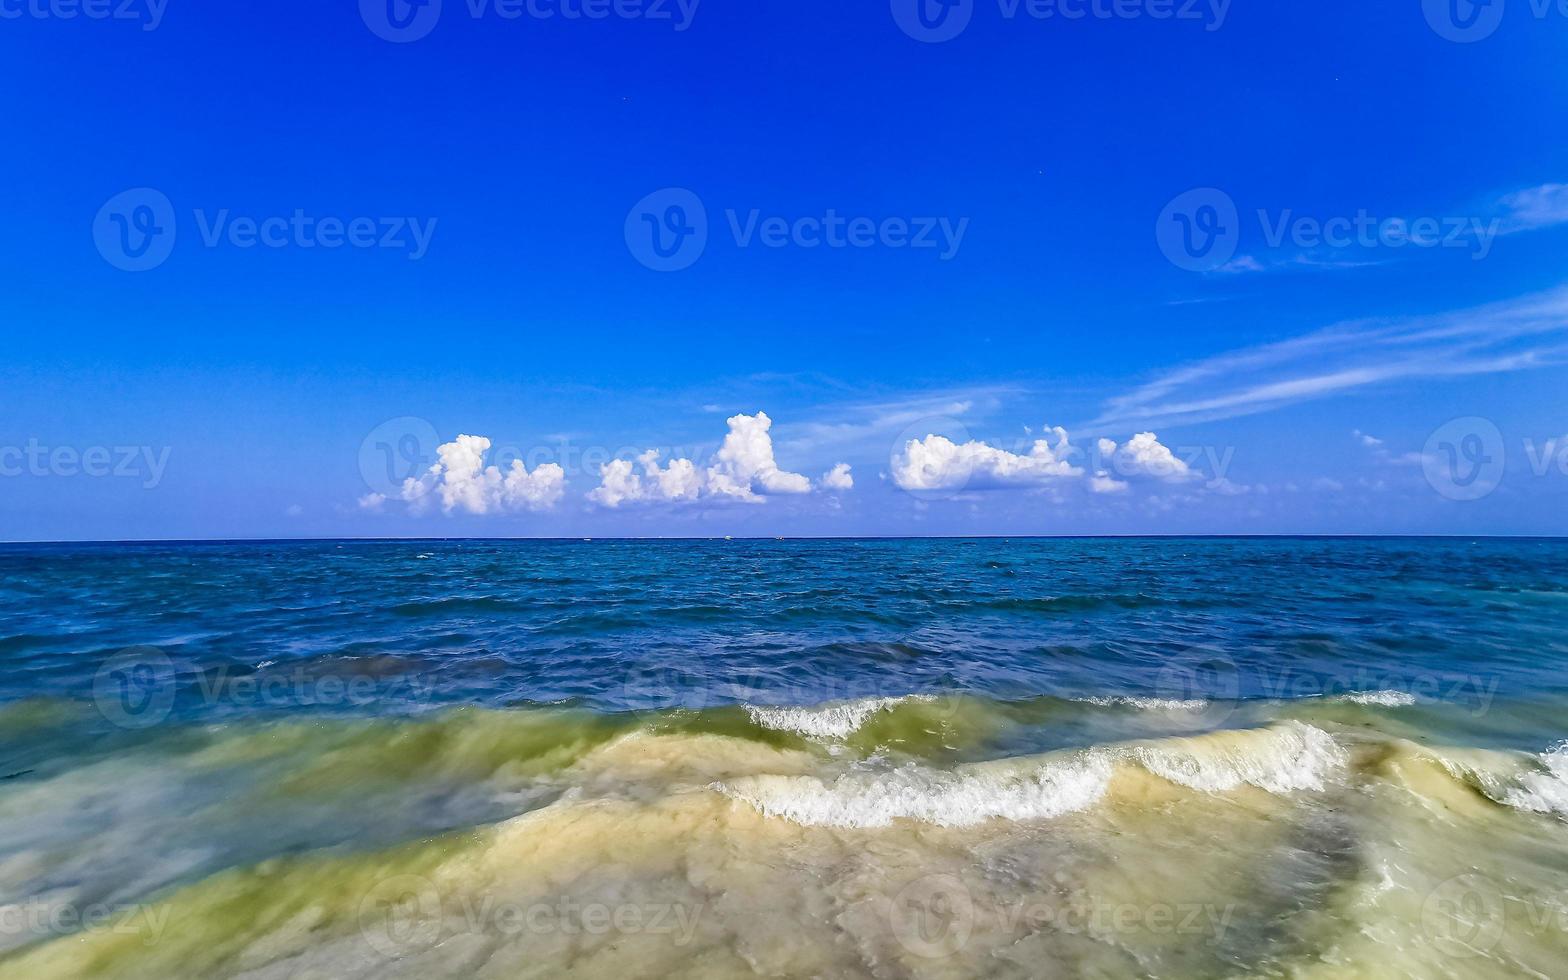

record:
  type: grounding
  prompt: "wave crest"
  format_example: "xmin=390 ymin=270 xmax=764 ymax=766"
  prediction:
xmin=717 ymin=723 xmax=1345 ymax=828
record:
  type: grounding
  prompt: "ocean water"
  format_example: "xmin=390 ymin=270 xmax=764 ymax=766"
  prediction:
xmin=1 ymin=538 xmax=1566 ymax=977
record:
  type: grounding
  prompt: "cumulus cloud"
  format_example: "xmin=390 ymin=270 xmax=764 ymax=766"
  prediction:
xmin=357 ymin=493 xmax=387 ymax=512
xmin=891 ymin=427 xmax=1082 ymax=492
xmin=401 ymin=435 xmax=565 ymax=515
xmin=889 ymin=426 xmax=1217 ymax=497
xmin=821 ymin=463 xmax=854 ymax=491
xmin=1089 ymin=472 xmax=1129 ymax=494
xmin=707 ymin=412 xmax=812 ymax=499
xmin=589 ymin=412 xmax=848 ymax=508
xmin=1097 ymin=433 xmax=1196 ymax=483
xmin=589 ymin=451 xmax=703 ymax=508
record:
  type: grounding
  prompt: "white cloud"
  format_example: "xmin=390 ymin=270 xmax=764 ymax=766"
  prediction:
xmin=1499 ymin=183 xmax=1568 ymax=234
xmin=357 ymin=493 xmax=387 ymax=512
xmin=707 ymin=412 xmax=811 ymax=500
xmin=821 ymin=463 xmax=854 ymax=491
xmin=589 ymin=412 xmax=835 ymax=508
xmin=1097 ymin=432 xmax=1195 ymax=482
xmin=1353 ymin=430 xmax=1383 ymax=448
xmin=891 ymin=427 xmax=1082 ymax=492
xmin=588 ymin=450 xmax=704 ymax=508
xmin=1093 ymin=287 xmax=1568 ymax=431
xmin=401 ymin=435 xmax=565 ymax=515
xmin=1206 ymin=477 xmax=1251 ymax=496
xmin=1090 ymin=472 xmax=1129 ymax=494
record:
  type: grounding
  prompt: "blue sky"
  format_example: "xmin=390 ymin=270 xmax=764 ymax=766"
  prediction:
xmin=2 ymin=0 xmax=1566 ymax=539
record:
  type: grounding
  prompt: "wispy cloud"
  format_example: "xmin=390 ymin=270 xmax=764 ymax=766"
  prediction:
xmin=1091 ymin=286 xmax=1568 ymax=431
xmin=1498 ymin=183 xmax=1568 ymax=234
xmin=1217 ymin=252 xmax=1388 ymax=276
xmin=774 ymin=386 xmax=1016 ymax=456
xmin=1216 ymin=180 xmax=1567 ymax=277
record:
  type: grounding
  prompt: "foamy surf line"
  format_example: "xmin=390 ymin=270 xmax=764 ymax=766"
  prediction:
xmin=1504 ymin=742 xmax=1568 ymax=818
xmin=743 ymin=695 xmax=934 ymax=739
xmin=1332 ymin=690 xmax=1418 ymax=707
xmin=716 ymin=722 xmax=1346 ymax=828
xmin=1075 ymin=695 xmax=1210 ymax=711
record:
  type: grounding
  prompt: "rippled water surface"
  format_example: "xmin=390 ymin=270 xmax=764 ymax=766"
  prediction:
xmin=2 ymin=538 xmax=1566 ymax=978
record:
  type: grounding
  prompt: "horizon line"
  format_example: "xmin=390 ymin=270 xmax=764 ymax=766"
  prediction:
xmin=4 ymin=534 xmax=1567 ymax=546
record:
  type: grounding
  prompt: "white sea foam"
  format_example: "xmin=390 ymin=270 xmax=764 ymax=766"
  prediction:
xmin=1335 ymin=690 xmax=1417 ymax=707
xmin=1132 ymin=722 xmax=1347 ymax=794
xmin=1501 ymin=742 xmax=1568 ymax=818
xmin=1079 ymin=695 xmax=1210 ymax=712
xmin=716 ymin=755 xmax=1113 ymax=829
xmin=744 ymin=696 xmax=932 ymax=740
xmin=718 ymin=723 xmax=1346 ymax=828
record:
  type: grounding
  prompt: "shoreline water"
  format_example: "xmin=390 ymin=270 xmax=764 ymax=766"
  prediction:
xmin=2 ymin=539 xmax=1565 ymax=976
